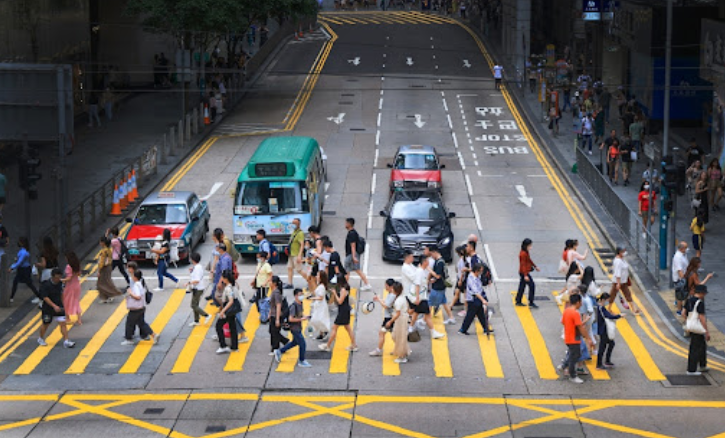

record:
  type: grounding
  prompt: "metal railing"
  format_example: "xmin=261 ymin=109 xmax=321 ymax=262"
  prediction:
xmin=576 ymin=148 xmax=661 ymax=282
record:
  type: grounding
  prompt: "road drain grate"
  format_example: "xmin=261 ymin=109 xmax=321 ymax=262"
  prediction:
xmin=410 ymin=85 xmax=426 ymax=88
xmin=534 ymin=296 xmax=550 ymax=301
xmin=349 ymin=128 xmax=366 ymax=131
xmin=304 ymin=351 xmax=328 ymax=359
xmin=666 ymin=374 xmax=712 ymax=386
xmin=205 ymin=426 xmax=226 ymax=433
xmin=144 ymin=408 xmax=165 ymax=415
xmin=322 ymin=211 xmax=336 ymax=216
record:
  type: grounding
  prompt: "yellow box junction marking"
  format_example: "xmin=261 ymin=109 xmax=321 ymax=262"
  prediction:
xmin=65 ymin=300 xmax=129 ymax=374
xmin=170 ymin=302 xmax=218 ymax=374
xmin=329 ymin=288 xmax=357 ymax=374
xmin=119 ymin=288 xmax=186 ymax=374
xmin=224 ymin=300 xmax=262 ymax=372
xmin=430 ymin=305 xmax=453 ymax=378
xmin=276 ymin=295 xmax=311 ymax=372
xmin=510 ymin=292 xmax=558 ymax=380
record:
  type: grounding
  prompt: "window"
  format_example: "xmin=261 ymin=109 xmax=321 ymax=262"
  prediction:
xmin=235 ymin=181 xmax=309 ymax=214
xmin=395 ymin=153 xmax=438 ymax=170
xmin=390 ymin=200 xmax=445 ymax=220
xmin=136 ymin=204 xmax=189 ymax=225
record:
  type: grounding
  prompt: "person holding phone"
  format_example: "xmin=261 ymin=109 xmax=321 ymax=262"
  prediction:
xmin=274 ymin=288 xmax=312 ymax=368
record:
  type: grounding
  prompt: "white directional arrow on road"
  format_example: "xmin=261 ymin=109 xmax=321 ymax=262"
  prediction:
xmin=348 ymin=57 xmax=361 ymax=66
xmin=413 ymin=114 xmax=426 ymax=128
xmin=463 ymin=59 xmax=471 ymax=68
xmin=201 ymin=182 xmax=224 ymax=201
xmin=327 ymin=113 xmax=346 ymax=125
xmin=406 ymin=57 xmax=414 ymax=66
xmin=516 ymin=185 xmax=533 ymax=208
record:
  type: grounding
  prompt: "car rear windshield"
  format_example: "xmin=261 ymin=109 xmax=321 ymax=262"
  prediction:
xmin=136 ymin=204 xmax=188 ymax=225
xmin=394 ymin=153 xmax=437 ymax=170
xmin=390 ymin=199 xmax=446 ymax=220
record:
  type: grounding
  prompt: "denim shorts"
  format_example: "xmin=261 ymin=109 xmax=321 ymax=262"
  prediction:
xmin=429 ymin=288 xmax=447 ymax=308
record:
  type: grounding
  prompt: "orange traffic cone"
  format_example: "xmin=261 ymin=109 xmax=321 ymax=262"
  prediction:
xmin=129 ymin=169 xmax=139 ymax=202
xmin=119 ymin=176 xmax=128 ymax=210
xmin=109 ymin=184 xmax=122 ymax=216
xmin=298 ymin=27 xmax=304 ymax=38
xmin=203 ymin=104 xmax=210 ymax=125
xmin=294 ymin=31 xmax=299 ymax=41
xmin=127 ymin=171 xmax=137 ymax=203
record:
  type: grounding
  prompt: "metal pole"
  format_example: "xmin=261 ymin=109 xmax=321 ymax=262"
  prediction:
xmin=57 ymin=67 xmax=68 ymax=254
xmin=22 ymin=136 xmax=31 ymax=246
xmin=659 ymin=0 xmax=673 ymax=270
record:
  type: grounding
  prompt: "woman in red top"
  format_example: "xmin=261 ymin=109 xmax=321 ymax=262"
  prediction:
xmin=637 ymin=181 xmax=657 ymax=238
xmin=607 ymin=139 xmax=621 ymax=185
xmin=516 ymin=238 xmax=540 ymax=308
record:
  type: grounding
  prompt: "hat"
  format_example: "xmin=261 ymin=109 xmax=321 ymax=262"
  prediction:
xmin=360 ymin=301 xmax=375 ymax=315
xmin=615 ymin=245 xmax=626 ymax=254
xmin=695 ymin=284 xmax=709 ymax=294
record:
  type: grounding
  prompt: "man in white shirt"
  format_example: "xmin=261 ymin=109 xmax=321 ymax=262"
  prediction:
xmin=493 ymin=64 xmax=504 ymax=90
xmin=408 ymin=257 xmax=445 ymax=339
xmin=672 ymin=242 xmax=689 ymax=315
xmin=400 ymin=250 xmax=417 ymax=301
xmin=187 ymin=253 xmax=210 ymax=326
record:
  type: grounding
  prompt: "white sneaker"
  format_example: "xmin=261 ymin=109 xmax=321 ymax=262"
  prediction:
xmin=31 ymin=298 xmax=41 ymax=304
xmin=369 ymin=348 xmax=383 ymax=357
xmin=416 ymin=320 xmax=427 ymax=331
xmin=444 ymin=318 xmax=456 ymax=325
xmin=121 ymin=339 xmax=136 ymax=346
xmin=298 ymin=360 xmax=312 ymax=368
xmin=153 ymin=287 xmax=164 ymax=292
xmin=687 ymin=371 xmax=702 ymax=376
xmin=318 ymin=343 xmax=331 ymax=351
xmin=189 ymin=322 xmax=199 ymax=327
xmin=457 ymin=310 xmax=466 ymax=317
xmin=211 ymin=334 xmax=219 ymax=341
xmin=239 ymin=336 xmax=250 ymax=343
xmin=63 ymin=340 xmax=76 ymax=348
xmin=431 ymin=330 xmax=445 ymax=339
xmin=37 ymin=338 xmax=47 ymax=346
xmin=569 ymin=376 xmax=584 ymax=384
xmin=216 ymin=347 xmax=231 ymax=354
xmin=394 ymin=357 xmax=408 ymax=364
xmin=360 ymin=284 xmax=372 ymax=291
xmin=203 ymin=316 xmax=212 ymax=325
xmin=106 ymin=297 xmax=114 ymax=304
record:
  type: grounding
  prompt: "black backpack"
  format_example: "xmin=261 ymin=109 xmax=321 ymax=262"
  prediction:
xmin=119 ymin=239 xmax=130 ymax=263
xmin=481 ymin=263 xmax=492 ymax=286
xmin=357 ymin=235 xmax=366 ymax=254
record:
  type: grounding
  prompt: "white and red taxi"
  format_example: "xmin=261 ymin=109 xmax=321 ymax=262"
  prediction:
xmin=388 ymin=145 xmax=444 ymax=192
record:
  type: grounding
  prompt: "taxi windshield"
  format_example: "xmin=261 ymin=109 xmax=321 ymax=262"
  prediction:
xmin=394 ymin=153 xmax=438 ymax=170
xmin=136 ymin=204 xmax=188 ymax=225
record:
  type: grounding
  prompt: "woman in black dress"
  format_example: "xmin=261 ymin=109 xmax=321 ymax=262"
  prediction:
xmin=319 ymin=274 xmax=358 ymax=352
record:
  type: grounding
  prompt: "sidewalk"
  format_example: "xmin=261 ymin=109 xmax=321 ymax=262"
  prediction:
xmin=470 ymin=14 xmax=725 ymax=347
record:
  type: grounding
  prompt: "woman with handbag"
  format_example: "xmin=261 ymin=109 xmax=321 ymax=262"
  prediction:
xmin=319 ymin=274 xmax=359 ymax=352
xmin=390 ymin=282 xmax=411 ymax=364
xmin=61 ymin=251 xmax=83 ymax=326
xmin=123 ymin=269 xmax=157 ymax=346
xmin=215 ymin=270 xmax=243 ymax=354
xmin=596 ymin=292 xmax=623 ymax=370
xmin=97 ymin=236 xmax=124 ymax=304
xmin=309 ymin=271 xmax=331 ymax=341
xmin=683 ymin=285 xmax=710 ymax=375
xmin=684 ymin=257 xmax=713 ymax=302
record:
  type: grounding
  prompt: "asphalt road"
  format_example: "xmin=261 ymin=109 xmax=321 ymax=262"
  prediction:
xmin=0 ymin=11 xmax=723 ymax=438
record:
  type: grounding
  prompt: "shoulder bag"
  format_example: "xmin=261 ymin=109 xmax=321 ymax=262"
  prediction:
xmin=685 ymin=300 xmax=707 ymax=335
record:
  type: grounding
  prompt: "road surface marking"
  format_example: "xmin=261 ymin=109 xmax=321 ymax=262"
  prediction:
xmin=200 ymin=182 xmax=224 ymax=200
xmin=516 ymin=185 xmax=533 ymax=208
xmin=475 ymin=322 xmax=504 ymax=378
xmin=224 ymin=303 xmax=262 ymax=372
xmin=276 ymin=298 xmax=311 ymax=372
xmin=465 ymin=174 xmax=473 ymax=196
xmin=472 ymin=202 xmax=482 ymax=231
xmin=327 ymin=113 xmax=346 ymax=125
xmin=329 ymin=288 xmax=357 ymax=374
xmin=510 ymin=293 xmax=558 ymax=380
xmin=430 ymin=309 xmax=453 ymax=378
xmin=170 ymin=302 xmax=217 ymax=374
xmin=483 ymin=244 xmax=499 ymax=281
xmin=118 ymin=288 xmax=186 ymax=374
xmin=65 ymin=300 xmax=128 ymax=374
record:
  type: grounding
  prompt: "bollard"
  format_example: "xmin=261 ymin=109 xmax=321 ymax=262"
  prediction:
xmin=169 ymin=126 xmax=177 ymax=156
xmin=178 ymin=120 xmax=184 ymax=148
xmin=185 ymin=114 xmax=191 ymax=141
xmin=0 ymin=252 xmax=10 ymax=308
xmin=192 ymin=108 xmax=199 ymax=135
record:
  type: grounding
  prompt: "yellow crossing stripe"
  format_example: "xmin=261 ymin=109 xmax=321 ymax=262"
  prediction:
xmin=14 ymin=290 xmax=99 ymax=375
xmin=170 ymin=302 xmax=218 ymax=374
xmin=119 ymin=288 xmax=186 ymax=374
xmin=510 ymin=293 xmax=558 ymax=380
xmin=474 ymin=320 xmax=504 ymax=378
xmin=551 ymin=292 xmax=609 ymax=380
xmin=381 ymin=289 xmax=401 ymax=376
xmin=65 ymin=301 xmax=129 ymax=374
xmin=224 ymin=300 xmax=262 ymax=372
xmin=276 ymin=297 xmax=311 ymax=372
xmin=319 ymin=12 xmax=455 ymax=25
xmin=608 ymin=305 xmax=666 ymax=381
xmin=329 ymin=288 xmax=357 ymax=374
xmin=430 ymin=307 xmax=453 ymax=378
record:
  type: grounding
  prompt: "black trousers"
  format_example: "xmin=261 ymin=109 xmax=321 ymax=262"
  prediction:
xmin=216 ymin=312 xmax=238 ymax=350
xmin=11 ymin=266 xmax=39 ymax=299
xmin=460 ymin=298 xmax=488 ymax=334
xmin=269 ymin=318 xmax=289 ymax=351
xmin=125 ymin=309 xmax=153 ymax=340
xmin=688 ymin=333 xmax=707 ymax=372
xmin=567 ymin=343 xmax=582 ymax=377
xmin=596 ymin=331 xmax=615 ymax=367
xmin=112 ymin=259 xmax=130 ymax=284
xmin=515 ymin=273 xmax=535 ymax=304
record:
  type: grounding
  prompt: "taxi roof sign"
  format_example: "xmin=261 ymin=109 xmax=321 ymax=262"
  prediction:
xmin=157 ymin=192 xmax=176 ymax=198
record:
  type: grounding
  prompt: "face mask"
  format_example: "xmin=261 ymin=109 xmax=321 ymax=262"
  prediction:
xmin=644 ymin=185 xmax=650 ymax=191
xmin=622 ymin=251 xmax=628 ymax=257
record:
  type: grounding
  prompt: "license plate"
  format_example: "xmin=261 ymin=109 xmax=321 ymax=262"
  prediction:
xmin=128 ymin=249 xmax=140 ymax=256
xmin=413 ymin=251 xmax=422 ymax=257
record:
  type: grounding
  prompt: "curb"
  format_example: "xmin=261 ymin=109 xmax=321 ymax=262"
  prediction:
xmin=458 ymin=17 xmax=725 ymax=360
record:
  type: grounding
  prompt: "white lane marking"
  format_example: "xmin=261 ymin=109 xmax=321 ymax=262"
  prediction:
xmin=465 ymin=174 xmax=473 ymax=196
xmin=363 ymin=249 xmax=370 ymax=276
xmin=348 ymin=57 xmax=361 ymax=66
xmin=383 ymin=53 xmax=387 ymax=58
xmin=382 ymin=76 xmax=385 ymax=81
xmin=380 ymin=89 xmax=384 ymax=96
xmin=201 ymin=182 xmax=224 ymax=201
xmin=413 ymin=114 xmax=426 ymax=128
xmin=367 ymin=199 xmax=374 ymax=231
xmin=441 ymin=91 xmax=445 ymax=97
xmin=458 ymin=94 xmax=478 ymax=97
xmin=321 ymin=27 xmax=332 ymax=39
xmin=406 ymin=57 xmax=414 ymax=66
xmin=472 ymin=153 xmax=477 ymax=159
xmin=433 ymin=55 xmax=436 ymax=59
xmin=431 ymin=45 xmax=434 ymax=49
xmin=483 ymin=243 xmax=499 ymax=281
xmin=463 ymin=120 xmax=467 ymax=126
xmin=443 ymin=99 xmax=449 ymax=112
xmin=457 ymin=151 xmax=466 ymax=170
xmin=327 ymin=113 xmax=346 ymax=125
xmin=489 ymin=93 xmax=502 ymax=96
xmin=474 ymin=161 xmax=479 ymax=166
xmin=465 ymin=126 xmax=469 ymax=132
xmin=516 ymin=185 xmax=534 ymax=208
xmin=463 ymin=59 xmax=471 ymax=68
xmin=379 ymin=98 xmax=384 ymax=110
xmin=325 ymin=182 xmax=330 ymax=191
xmin=477 ymin=170 xmax=482 ymax=177
xmin=371 ymin=173 xmax=377 ymax=195
xmin=470 ymin=146 xmax=474 ymax=151
xmin=383 ymin=64 xmax=386 ymax=68
xmin=375 ymin=130 xmax=381 ymax=146
xmin=472 ymin=202 xmax=482 ymax=231
xmin=435 ymin=65 xmax=438 ymax=69
xmin=481 ymin=175 xmax=504 ymax=177
xmin=374 ymin=148 xmax=379 ymax=167
xmin=447 ymin=114 xmax=453 ymax=129
xmin=377 ymin=112 xmax=382 ymax=127
xmin=452 ymin=132 xmax=459 ymax=149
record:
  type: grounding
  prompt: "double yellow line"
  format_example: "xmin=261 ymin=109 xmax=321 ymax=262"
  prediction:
xmin=457 ymin=21 xmax=725 ymax=372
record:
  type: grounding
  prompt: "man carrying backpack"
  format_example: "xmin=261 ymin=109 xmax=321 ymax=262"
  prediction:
xmin=343 ymin=218 xmax=371 ymax=291
xmin=210 ymin=243 xmax=233 ymax=306
xmin=107 ymin=227 xmax=130 ymax=286
xmin=428 ymin=246 xmax=456 ymax=326
xmin=256 ymin=229 xmax=280 ymax=265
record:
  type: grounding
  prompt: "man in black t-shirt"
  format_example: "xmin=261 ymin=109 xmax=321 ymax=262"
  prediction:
xmin=427 ymin=246 xmax=456 ymax=325
xmin=343 ymin=218 xmax=371 ymax=291
xmin=684 ymin=285 xmax=709 ymax=375
xmin=38 ymin=268 xmax=75 ymax=348
xmin=324 ymin=240 xmax=346 ymax=284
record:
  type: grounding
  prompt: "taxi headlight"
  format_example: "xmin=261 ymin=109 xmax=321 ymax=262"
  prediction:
xmin=427 ymin=181 xmax=441 ymax=188
xmin=393 ymin=180 xmax=404 ymax=188
xmin=126 ymin=240 xmax=137 ymax=248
